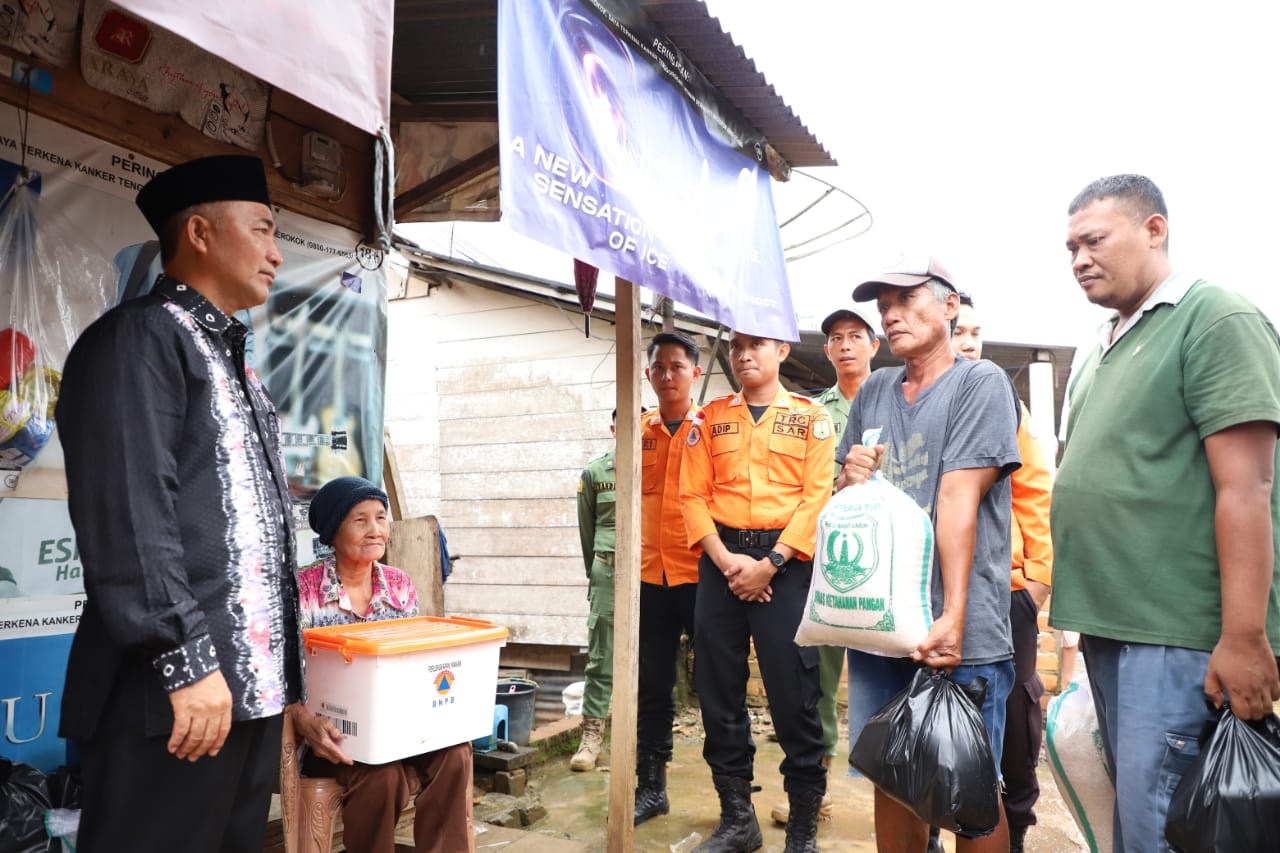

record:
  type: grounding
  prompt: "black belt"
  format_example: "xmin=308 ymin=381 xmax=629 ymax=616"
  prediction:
xmin=715 ymin=524 xmax=783 ymax=549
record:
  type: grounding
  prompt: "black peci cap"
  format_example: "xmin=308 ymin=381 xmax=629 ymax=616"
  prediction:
xmin=135 ymin=154 xmax=272 ymax=235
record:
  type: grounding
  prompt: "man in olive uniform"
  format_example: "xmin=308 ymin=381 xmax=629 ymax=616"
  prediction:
xmin=572 ymin=410 xmax=617 ymax=771
xmin=771 ymin=307 xmax=879 ymax=828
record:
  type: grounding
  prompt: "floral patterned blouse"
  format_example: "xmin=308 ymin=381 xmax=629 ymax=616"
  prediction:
xmin=296 ymin=556 xmax=419 ymax=629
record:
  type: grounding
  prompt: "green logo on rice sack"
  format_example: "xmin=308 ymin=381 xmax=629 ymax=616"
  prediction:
xmin=822 ymin=513 xmax=878 ymax=593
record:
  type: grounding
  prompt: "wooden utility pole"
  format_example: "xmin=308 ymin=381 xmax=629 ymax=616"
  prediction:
xmin=606 ymin=279 xmax=642 ymax=851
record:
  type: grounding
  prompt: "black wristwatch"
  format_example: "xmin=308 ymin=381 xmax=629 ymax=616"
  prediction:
xmin=766 ymin=550 xmax=787 ymax=571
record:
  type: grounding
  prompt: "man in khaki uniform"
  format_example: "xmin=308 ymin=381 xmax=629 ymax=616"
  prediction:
xmin=571 ymin=411 xmax=616 ymax=771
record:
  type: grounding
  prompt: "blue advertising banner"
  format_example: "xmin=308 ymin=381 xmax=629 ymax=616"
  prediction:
xmin=497 ymin=0 xmax=798 ymax=340
xmin=0 ymin=595 xmax=83 ymax=771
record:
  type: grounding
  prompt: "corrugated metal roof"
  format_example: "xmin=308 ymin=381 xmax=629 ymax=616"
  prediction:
xmin=391 ymin=0 xmax=836 ymax=168
xmin=639 ymin=1 xmax=835 ymax=167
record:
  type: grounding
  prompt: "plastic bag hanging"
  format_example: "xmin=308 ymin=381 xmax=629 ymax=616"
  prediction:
xmin=850 ymin=667 xmax=1001 ymax=838
xmin=1165 ymin=706 xmax=1280 ymax=852
xmin=573 ymin=258 xmax=599 ymax=338
xmin=0 ymin=166 xmax=114 ymax=470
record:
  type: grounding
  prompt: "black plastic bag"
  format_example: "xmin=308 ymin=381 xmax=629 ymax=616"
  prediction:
xmin=0 ymin=758 xmax=52 ymax=853
xmin=45 ymin=765 xmax=81 ymax=810
xmin=1165 ymin=708 xmax=1280 ymax=852
xmin=850 ymin=667 xmax=1001 ymax=837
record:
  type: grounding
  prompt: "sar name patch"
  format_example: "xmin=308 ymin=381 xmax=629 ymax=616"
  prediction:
xmin=772 ymin=412 xmax=811 ymax=439
xmin=710 ymin=422 xmax=739 ymax=437
xmin=687 ymin=426 xmax=701 ymax=447
xmin=642 ymin=438 xmax=657 ymax=450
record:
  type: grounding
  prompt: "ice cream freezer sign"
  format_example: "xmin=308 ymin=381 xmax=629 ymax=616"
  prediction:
xmin=0 ymin=594 xmax=85 ymax=771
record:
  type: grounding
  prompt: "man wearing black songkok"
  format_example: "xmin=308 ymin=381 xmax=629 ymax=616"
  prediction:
xmin=56 ymin=154 xmax=301 ymax=852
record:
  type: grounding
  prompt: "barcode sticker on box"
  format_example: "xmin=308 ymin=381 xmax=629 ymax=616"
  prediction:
xmin=324 ymin=714 xmax=358 ymax=737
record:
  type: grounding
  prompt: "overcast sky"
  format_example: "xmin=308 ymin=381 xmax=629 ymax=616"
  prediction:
xmin=705 ymin=0 xmax=1280 ymax=345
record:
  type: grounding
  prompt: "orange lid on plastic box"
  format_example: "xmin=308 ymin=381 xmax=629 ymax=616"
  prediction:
xmin=304 ymin=616 xmax=509 ymax=661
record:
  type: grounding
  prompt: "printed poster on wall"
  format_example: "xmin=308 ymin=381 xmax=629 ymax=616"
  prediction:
xmin=0 ymin=110 xmax=389 ymax=498
xmin=497 ymin=0 xmax=799 ymax=341
xmin=0 ymin=595 xmax=85 ymax=771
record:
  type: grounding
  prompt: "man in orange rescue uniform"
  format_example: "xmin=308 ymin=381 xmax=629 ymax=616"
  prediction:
xmin=634 ymin=331 xmax=704 ymax=827
xmin=680 ymin=331 xmax=834 ymax=853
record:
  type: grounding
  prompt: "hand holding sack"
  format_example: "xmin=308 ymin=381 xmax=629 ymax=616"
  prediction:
xmin=850 ymin=667 xmax=1001 ymax=838
xmin=795 ymin=428 xmax=934 ymax=656
xmin=1164 ymin=704 xmax=1280 ymax=852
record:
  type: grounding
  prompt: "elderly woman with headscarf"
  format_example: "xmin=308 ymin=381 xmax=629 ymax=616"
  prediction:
xmin=286 ymin=476 xmax=475 ymax=853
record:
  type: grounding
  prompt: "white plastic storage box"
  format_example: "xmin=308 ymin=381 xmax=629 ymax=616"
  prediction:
xmin=303 ymin=615 xmax=509 ymax=764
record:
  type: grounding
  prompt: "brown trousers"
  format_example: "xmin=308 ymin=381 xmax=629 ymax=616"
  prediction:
xmin=303 ymin=741 xmax=475 ymax=853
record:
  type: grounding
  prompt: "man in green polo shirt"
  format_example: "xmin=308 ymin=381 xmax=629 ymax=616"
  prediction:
xmin=1053 ymin=174 xmax=1280 ymax=852
xmin=572 ymin=410 xmax=617 ymax=771
xmin=771 ymin=306 xmax=879 ymax=828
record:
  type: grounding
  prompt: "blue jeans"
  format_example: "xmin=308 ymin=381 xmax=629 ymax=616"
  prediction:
xmin=845 ymin=649 xmax=1015 ymax=777
xmin=1080 ymin=636 xmax=1215 ymax=853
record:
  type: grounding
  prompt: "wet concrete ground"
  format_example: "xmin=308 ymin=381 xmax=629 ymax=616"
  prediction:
xmin=524 ymin=710 xmax=1087 ymax=852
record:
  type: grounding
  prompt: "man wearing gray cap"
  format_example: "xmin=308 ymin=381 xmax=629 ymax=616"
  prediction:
xmin=771 ymin=305 xmax=879 ymax=829
xmin=56 ymin=155 xmax=298 ymax=852
xmin=835 ymin=258 xmax=1020 ymax=853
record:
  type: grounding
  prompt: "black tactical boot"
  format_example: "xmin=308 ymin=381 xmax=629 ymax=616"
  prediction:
xmin=783 ymin=788 xmax=823 ymax=852
xmin=692 ymin=775 xmax=763 ymax=852
xmin=633 ymin=752 xmax=670 ymax=826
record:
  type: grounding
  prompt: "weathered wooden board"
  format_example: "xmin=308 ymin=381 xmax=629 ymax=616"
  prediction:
xmin=436 ymin=498 xmax=576 ymax=529
xmin=443 ymin=556 xmax=584 ymax=588
xmin=444 ymin=526 xmax=582 ymax=558
xmin=438 ymin=470 xmax=582 ymax=500
xmin=384 ymin=516 xmax=443 ymax=616
xmin=439 ymin=441 xmax=605 ymax=475
xmin=437 ymin=610 xmax=587 ymax=647
xmin=444 ymin=584 xmax=589 ymax=617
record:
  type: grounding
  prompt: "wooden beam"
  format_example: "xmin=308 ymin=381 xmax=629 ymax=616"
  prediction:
xmin=393 ymin=143 xmax=500 ymax=218
xmin=382 ymin=426 xmax=408 ymax=521
xmin=0 ymin=47 xmax=375 ymax=235
xmin=607 ymin=280 xmax=641 ymax=851
xmin=499 ymin=645 xmax=575 ymax=672
xmin=390 ymin=102 xmax=498 ymax=123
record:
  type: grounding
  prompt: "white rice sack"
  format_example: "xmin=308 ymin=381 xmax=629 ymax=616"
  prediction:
xmin=1045 ymin=671 xmax=1114 ymax=853
xmin=795 ymin=431 xmax=934 ymax=656
xmin=562 ymin=680 xmax=585 ymax=717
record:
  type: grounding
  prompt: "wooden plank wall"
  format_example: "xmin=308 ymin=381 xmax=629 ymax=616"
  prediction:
xmin=384 ymin=279 xmax=735 ymax=648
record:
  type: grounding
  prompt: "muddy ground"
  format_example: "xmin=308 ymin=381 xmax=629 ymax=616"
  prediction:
xmin=520 ymin=708 xmax=1089 ymax=852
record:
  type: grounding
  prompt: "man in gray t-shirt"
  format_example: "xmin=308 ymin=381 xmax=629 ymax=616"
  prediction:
xmin=839 ymin=356 xmax=1020 ymax=664
xmin=835 ymin=257 xmax=1020 ymax=853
